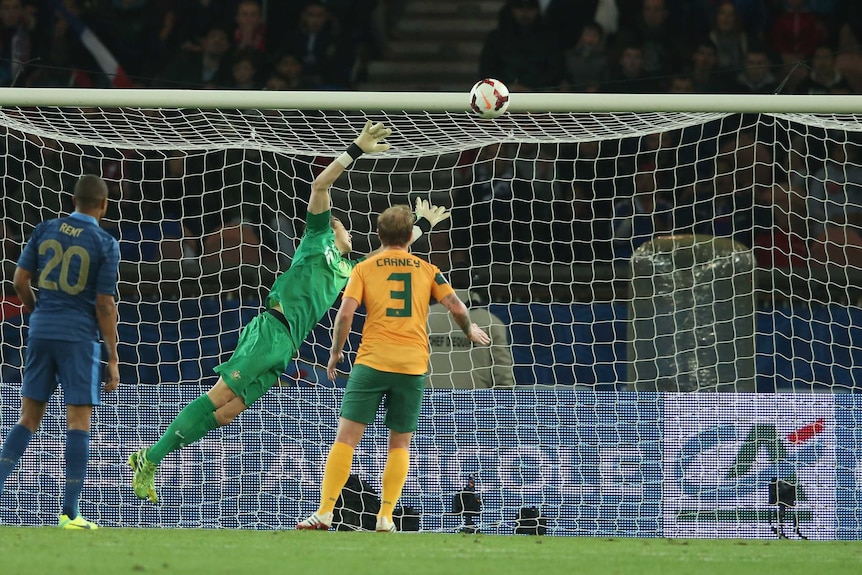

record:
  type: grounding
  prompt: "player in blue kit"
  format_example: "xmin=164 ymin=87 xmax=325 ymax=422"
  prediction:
xmin=0 ymin=174 xmax=120 ymax=529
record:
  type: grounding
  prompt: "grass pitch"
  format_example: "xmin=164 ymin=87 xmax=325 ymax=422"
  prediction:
xmin=1 ymin=527 xmax=859 ymax=575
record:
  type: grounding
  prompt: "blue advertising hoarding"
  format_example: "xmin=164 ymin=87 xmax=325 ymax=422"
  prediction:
xmin=0 ymin=386 xmax=858 ymax=538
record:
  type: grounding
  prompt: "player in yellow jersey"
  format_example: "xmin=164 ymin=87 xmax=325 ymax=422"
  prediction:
xmin=297 ymin=205 xmax=491 ymax=532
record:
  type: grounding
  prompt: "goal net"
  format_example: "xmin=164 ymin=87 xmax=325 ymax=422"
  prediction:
xmin=0 ymin=90 xmax=859 ymax=538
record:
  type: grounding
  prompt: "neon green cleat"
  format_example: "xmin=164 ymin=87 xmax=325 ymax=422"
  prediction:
xmin=128 ymin=448 xmax=159 ymax=504
xmin=58 ymin=514 xmax=99 ymax=529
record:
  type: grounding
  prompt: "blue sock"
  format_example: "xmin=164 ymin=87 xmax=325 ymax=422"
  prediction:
xmin=62 ymin=430 xmax=90 ymax=519
xmin=0 ymin=424 xmax=34 ymax=495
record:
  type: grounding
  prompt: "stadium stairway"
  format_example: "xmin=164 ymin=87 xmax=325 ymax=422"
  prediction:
xmin=359 ymin=0 xmax=504 ymax=91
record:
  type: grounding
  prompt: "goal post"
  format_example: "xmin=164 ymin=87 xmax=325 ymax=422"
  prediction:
xmin=0 ymin=90 xmax=860 ymax=538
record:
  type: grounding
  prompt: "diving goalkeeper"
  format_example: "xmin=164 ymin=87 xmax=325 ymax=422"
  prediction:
xmin=129 ymin=121 xmax=451 ymax=504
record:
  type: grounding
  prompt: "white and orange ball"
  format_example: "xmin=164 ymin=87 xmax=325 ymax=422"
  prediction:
xmin=469 ymin=78 xmax=510 ymax=120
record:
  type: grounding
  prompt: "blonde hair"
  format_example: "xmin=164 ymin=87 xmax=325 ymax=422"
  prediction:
xmin=376 ymin=205 xmax=413 ymax=246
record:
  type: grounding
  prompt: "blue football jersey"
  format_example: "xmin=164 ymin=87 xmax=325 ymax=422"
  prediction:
xmin=17 ymin=212 xmax=120 ymax=342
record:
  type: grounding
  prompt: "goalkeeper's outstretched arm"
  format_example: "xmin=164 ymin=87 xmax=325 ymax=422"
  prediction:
xmin=308 ymin=120 xmax=392 ymax=215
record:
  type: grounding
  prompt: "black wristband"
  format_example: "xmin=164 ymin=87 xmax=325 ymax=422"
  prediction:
xmin=416 ymin=218 xmax=432 ymax=235
xmin=346 ymin=143 xmax=363 ymax=160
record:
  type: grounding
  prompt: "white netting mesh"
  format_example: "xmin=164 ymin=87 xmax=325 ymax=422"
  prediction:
xmin=0 ymin=98 xmax=860 ymax=537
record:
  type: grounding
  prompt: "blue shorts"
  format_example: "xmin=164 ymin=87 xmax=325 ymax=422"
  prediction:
xmin=22 ymin=338 xmax=102 ymax=406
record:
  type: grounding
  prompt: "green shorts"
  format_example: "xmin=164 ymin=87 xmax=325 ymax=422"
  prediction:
xmin=340 ymin=364 xmax=426 ymax=433
xmin=214 ymin=311 xmax=296 ymax=406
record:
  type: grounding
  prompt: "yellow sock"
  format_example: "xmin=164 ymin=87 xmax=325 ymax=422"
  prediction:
xmin=318 ymin=442 xmax=354 ymax=515
xmin=379 ymin=448 xmax=409 ymax=519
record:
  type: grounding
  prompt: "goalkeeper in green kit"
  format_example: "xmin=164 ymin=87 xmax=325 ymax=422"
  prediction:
xmin=129 ymin=121 xmax=451 ymax=504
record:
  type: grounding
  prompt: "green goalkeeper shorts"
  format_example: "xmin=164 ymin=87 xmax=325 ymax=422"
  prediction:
xmin=340 ymin=364 xmax=426 ymax=433
xmin=214 ymin=311 xmax=296 ymax=406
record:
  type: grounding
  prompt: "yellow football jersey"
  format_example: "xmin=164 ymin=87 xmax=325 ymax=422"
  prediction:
xmin=343 ymin=249 xmax=455 ymax=375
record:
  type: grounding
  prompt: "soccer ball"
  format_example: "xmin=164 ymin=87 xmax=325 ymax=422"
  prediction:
xmin=469 ymin=78 xmax=510 ymax=120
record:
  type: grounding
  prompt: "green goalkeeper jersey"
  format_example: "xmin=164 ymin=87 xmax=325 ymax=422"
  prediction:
xmin=266 ymin=210 xmax=357 ymax=349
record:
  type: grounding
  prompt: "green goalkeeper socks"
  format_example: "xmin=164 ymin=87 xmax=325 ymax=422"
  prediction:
xmin=148 ymin=395 xmax=218 ymax=464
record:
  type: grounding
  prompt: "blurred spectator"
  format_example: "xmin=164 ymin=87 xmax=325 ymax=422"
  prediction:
xmin=271 ymin=52 xmax=314 ymax=90
xmin=594 ymin=0 xmax=621 ymax=38
xmin=451 ymin=143 xmax=516 ymax=266
xmin=729 ymin=0 xmax=771 ymax=40
xmin=0 ymin=217 xmax=20 ymax=264
xmin=804 ymin=138 xmax=862 ymax=236
xmin=708 ymin=1 xmax=749 ymax=74
xmin=806 ymin=0 xmax=843 ymax=38
xmin=511 ymin=145 xmax=564 ymax=262
xmin=562 ymin=21 xmax=607 ymax=92
xmin=771 ymin=0 xmax=825 ymax=92
xmin=610 ymin=164 xmax=673 ymax=260
xmin=479 ymin=0 xmax=564 ymax=92
xmin=786 ymin=129 xmax=828 ymax=193
xmin=836 ymin=4 xmax=862 ymax=92
xmin=159 ymin=151 xmax=208 ymax=251
xmin=320 ymin=0 xmax=380 ymax=79
xmin=26 ymin=0 xmax=105 ymax=87
xmin=603 ymin=43 xmax=659 ymax=92
xmin=718 ymin=126 xmax=774 ymax=193
xmin=687 ymin=39 xmax=725 ymax=93
xmin=613 ymin=0 xmax=686 ymax=77
xmin=0 ymin=0 xmax=33 ymax=86
xmin=278 ymin=0 xmax=354 ymax=89
xmin=4 ymin=136 xmax=74 ymax=240
xmin=222 ymin=48 xmax=260 ymax=89
xmin=201 ymin=213 xmax=264 ymax=268
xmin=673 ymin=155 xmax=752 ymax=246
xmin=752 ymin=183 xmax=809 ymax=269
xmin=667 ymin=74 xmax=694 ymax=92
xmin=426 ymin=289 xmax=515 ymax=389
xmin=263 ymin=0 xmax=302 ymax=34
xmin=637 ymin=129 xmax=685 ymax=185
xmin=87 ymin=0 xmax=166 ymax=81
xmin=658 ymin=0 xmax=711 ymax=46
xmin=263 ymin=74 xmax=287 ymax=91
xmin=231 ymin=0 xmax=265 ymax=54
xmin=544 ymin=0 xmax=601 ymax=50
xmin=809 ymin=220 xmax=862 ymax=269
xmin=795 ymin=44 xmax=851 ymax=94
xmin=732 ymin=45 xmax=778 ymax=93
xmin=159 ymin=25 xmax=231 ymax=88
xmin=552 ymin=180 xmax=599 ymax=263
xmin=569 ymin=139 xmax=617 ymax=261
xmin=172 ymin=0 xmax=236 ymax=51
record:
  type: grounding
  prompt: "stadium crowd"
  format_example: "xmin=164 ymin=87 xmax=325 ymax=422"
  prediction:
xmin=481 ymin=0 xmax=860 ymax=95
xmin=0 ymin=1 xmax=857 ymax=94
xmin=1 ymin=0 xmax=862 ymax=281
xmin=469 ymin=0 xmax=862 ymax=274
xmin=0 ymin=0 xmax=392 ymax=91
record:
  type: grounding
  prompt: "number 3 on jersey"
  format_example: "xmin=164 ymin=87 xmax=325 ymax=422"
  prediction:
xmin=386 ymin=272 xmax=412 ymax=317
xmin=38 ymin=239 xmax=91 ymax=295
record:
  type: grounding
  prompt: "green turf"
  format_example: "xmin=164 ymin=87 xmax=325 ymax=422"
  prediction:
xmin=1 ymin=527 xmax=860 ymax=575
